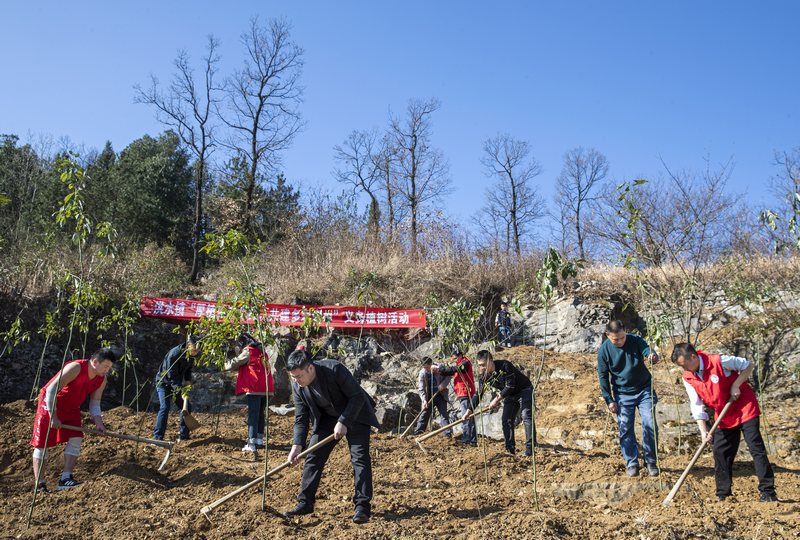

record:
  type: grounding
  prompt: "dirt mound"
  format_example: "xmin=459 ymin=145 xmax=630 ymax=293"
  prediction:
xmin=2 ymin=348 xmax=798 ymax=539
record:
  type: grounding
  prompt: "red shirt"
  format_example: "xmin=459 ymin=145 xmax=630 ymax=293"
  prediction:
xmin=682 ymin=351 xmax=760 ymax=429
xmin=235 ymin=346 xmax=274 ymax=395
xmin=31 ymin=360 xmax=105 ymax=447
xmin=452 ymin=356 xmax=476 ymax=398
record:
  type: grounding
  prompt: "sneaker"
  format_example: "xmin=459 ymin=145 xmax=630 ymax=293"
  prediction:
xmin=759 ymin=492 xmax=778 ymax=503
xmin=57 ymin=475 xmax=81 ymax=491
xmin=352 ymin=509 xmax=370 ymax=524
xmin=36 ymin=481 xmax=49 ymax=493
xmin=717 ymin=494 xmax=729 ymax=502
xmin=647 ymin=464 xmax=659 ymax=476
xmin=256 ymin=435 xmax=265 ymax=447
xmin=443 ymin=431 xmax=452 ymax=438
xmin=626 ymin=465 xmax=640 ymax=477
xmin=283 ymin=504 xmax=313 ymax=518
xmin=242 ymin=441 xmax=257 ymax=452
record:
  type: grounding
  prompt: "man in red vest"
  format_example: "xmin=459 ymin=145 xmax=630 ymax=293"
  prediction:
xmin=30 ymin=347 xmax=116 ymax=492
xmin=671 ymin=343 xmax=777 ymax=502
xmin=433 ymin=348 xmax=477 ymax=446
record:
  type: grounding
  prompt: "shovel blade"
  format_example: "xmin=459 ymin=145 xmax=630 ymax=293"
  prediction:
xmin=182 ymin=411 xmax=201 ymax=431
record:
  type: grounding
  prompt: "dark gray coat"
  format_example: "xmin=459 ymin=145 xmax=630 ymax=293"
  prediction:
xmin=292 ymin=359 xmax=380 ymax=446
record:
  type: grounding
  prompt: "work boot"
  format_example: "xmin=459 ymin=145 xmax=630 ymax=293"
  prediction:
xmin=352 ymin=508 xmax=370 ymax=524
xmin=57 ymin=475 xmax=81 ymax=491
xmin=283 ymin=504 xmax=313 ymax=518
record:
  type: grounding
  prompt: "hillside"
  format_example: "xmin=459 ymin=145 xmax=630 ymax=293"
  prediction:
xmin=2 ymin=348 xmax=798 ymax=539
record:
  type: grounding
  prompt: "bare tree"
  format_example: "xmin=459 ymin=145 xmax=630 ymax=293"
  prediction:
xmin=219 ymin=18 xmax=304 ymax=236
xmin=587 ymin=158 xmax=741 ymax=341
xmin=554 ymin=147 xmax=608 ymax=261
xmin=389 ymin=98 xmax=450 ymax=257
xmin=481 ymin=134 xmax=545 ymax=258
xmin=762 ymin=147 xmax=800 ymax=253
xmin=373 ymin=134 xmax=400 ymax=244
xmin=333 ymin=129 xmax=381 ymax=242
xmin=134 ymin=35 xmax=221 ymax=282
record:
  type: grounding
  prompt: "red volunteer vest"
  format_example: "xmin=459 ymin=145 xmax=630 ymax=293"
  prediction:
xmin=682 ymin=351 xmax=760 ymax=429
xmin=235 ymin=346 xmax=274 ymax=395
xmin=31 ymin=360 xmax=105 ymax=447
xmin=453 ymin=356 xmax=476 ymax=398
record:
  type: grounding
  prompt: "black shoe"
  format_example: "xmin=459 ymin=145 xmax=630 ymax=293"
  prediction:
xmin=283 ymin=504 xmax=313 ymax=518
xmin=36 ymin=481 xmax=49 ymax=493
xmin=717 ymin=494 xmax=730 ymax=502
xmin=759 ymin=492 xmax=778 ymax=503
xmin=57 ymin=475 xmax=81 ymax=491
xmin=352 ymin=509 xmax=370 ymax=524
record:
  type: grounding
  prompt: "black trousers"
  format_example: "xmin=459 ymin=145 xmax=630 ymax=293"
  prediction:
xmin=414 ymin=393 xmax=451 ymax=434
xmin=712 ymin=416 xmax=775 ymax=498
xmin=502 ymin=386 xmax=535 ymax=455
xmin=297 ymin=416 xmax=373 ymax=513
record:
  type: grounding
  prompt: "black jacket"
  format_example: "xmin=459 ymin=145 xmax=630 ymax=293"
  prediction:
xmin=478 ymin=359 xmax=532 ymax=402
xmin=292 ymin=359 xmax=380 ymax=446
xmin=156 ymin=344 xmax=193 ymax=388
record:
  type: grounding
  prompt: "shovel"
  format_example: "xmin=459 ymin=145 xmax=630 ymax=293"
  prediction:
xmin=399 ymin=390 xmax=442 ymax=438
xmin=200 ymin=433 xmax=336 ymax=520
xmin=662 ymin=399 xmax=734 ymax=506
xmin=182 ymin=399 xmax=201 ymax=431
xmin=62 ymin=424 xmax=175 ymax=471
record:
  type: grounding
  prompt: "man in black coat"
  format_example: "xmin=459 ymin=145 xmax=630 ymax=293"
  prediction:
xmin=283 ymin=349 xmax=380 ymax=524
xmin=469 ymin=350 xmax=536 ymax=456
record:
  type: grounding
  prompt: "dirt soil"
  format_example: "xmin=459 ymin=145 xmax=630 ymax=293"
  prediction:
xmin=2 ymin=347 xmax=798 ymax=539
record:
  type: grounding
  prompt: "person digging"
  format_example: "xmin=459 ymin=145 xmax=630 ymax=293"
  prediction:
xmin=466 ymin=350 xmax=535 ymax=456
xmin=283 ymin=349 xmax=380 ymax=524
xmin=413 ymin=356 xmax=452 ymax=436
xmin=31 ymin=347 xmax=116 ymax=492
xmin=671 ymin=343 xmax=778 ymax=503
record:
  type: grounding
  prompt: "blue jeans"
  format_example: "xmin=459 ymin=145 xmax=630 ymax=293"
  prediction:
xmin=247 ymin=394 xmax=266 ymax=440
xmin=615 ymin=387 xmax=658 ymax=467
xmin=458 ymin=397 xmax=476 ymax=443
xmin=502 ymin=386 xmax=535 ymax=455
xmin=154 ymin=385 xmax=190 ymax=440
xmin=498 ymin=325 xmax=511 ymax=346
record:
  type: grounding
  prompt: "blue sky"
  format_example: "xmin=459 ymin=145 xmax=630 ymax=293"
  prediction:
xmin=2 ymin=1 xmax=798 ymax=232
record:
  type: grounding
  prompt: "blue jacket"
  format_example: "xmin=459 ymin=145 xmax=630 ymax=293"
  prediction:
xmin=156 ymin=344 xmax=193 ymax=389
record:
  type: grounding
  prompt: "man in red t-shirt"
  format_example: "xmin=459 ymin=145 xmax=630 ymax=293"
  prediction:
xmin=671 ymin=343 xmax=777 ymax=502
xmin=31 ymin=348 xmax=115 ymax=492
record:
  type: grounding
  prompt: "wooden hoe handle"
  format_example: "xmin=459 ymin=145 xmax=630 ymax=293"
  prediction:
xmin=415 ymin=408 xmax=488 ymax=443
xmin=200 ymin=433 xmax=337 ymax=517
xmin=400 ymin=390 xmax=442 ymax=438
xmin=61 ymin=424 xmax=174 ymax=450
xmin=662 ymin=400 xmax=735 ymax=506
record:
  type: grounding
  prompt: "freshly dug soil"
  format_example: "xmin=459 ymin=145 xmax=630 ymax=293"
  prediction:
xmin=2 ymin=348 xmax=798 ymax=539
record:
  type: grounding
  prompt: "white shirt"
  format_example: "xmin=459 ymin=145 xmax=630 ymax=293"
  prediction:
xmin=682 ymin=355 xmax=751 ymax=421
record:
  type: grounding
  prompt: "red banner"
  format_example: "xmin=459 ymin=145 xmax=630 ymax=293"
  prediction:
xmin=139 ymin=296 xmax=426 ymax=329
